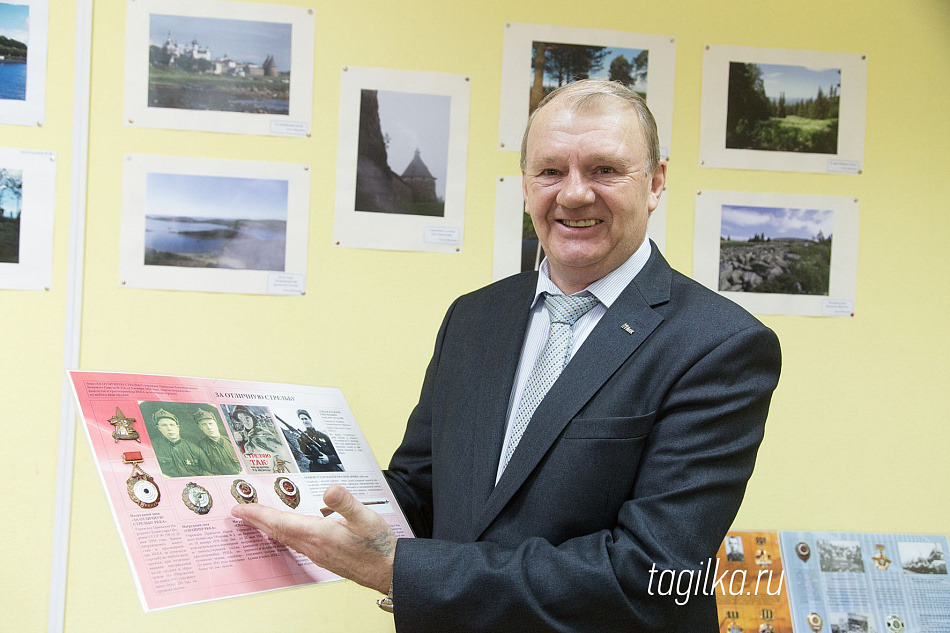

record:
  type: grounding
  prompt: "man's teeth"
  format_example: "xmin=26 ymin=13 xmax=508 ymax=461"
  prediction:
xmin=562 ymin=219 xmax=599 ymax=228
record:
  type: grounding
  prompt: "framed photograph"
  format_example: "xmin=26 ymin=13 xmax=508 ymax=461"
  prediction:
xmin=119 ymin=154 xmax=311 ymax=295
xmin=491 ymin=174 xmax=667 ymax=283
xmin=0 ymin=0 xmax=48 ymax=127
xmin=0 ymin=147 xmax=55 ymax=290
xmin=693 ymin=190 xmax=859 ymax=317
xmin=499 ymin=22 xmax=675 ymax=158
xmin=124 ymin=0 xmax=314 ymax=137
xmin=700 ymin=45 xmax=867 ymax=174
xmin=333 ymin=66 xmax=470 ymax=253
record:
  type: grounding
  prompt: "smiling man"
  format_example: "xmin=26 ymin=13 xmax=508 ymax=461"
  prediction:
xmin=233 ymin=79 xmax=781 ymax=632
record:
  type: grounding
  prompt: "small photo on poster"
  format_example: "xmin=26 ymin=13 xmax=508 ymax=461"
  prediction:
xmin=334 ymin=66 xmax=470 ymax=253
xmin=817 ymin=539 xmax=865 ymax=573
xmin=138 ymin=401 xmax=242 ymax=478
xmin=0 ymin=148 xmax=55 ymax=290
xmin=693 ymin=190 xmax=859 ymax=317
xmin=700 ymin=45 xmax=867 ymax=174
xmin=725 ymin=534 xmax=745 ymax=562
xmin=898 ymin=541 xmax=948 ymax=575
xmin=125 ymin=0 xmax=314 ymax=136
xmin=120 ymin=154 xmax=311 ymax=295
xmin=0 ymin=0 xmax=47 ymax=126
xmin=271 ymin=407 xmax=344 ymax=474
xmin=220 ymin=404 xmax=298 ymax=475
xmin=499 ymin=23 xmax=675 ymax=157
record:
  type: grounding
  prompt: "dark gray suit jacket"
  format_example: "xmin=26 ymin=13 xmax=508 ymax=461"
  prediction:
xmin=386 ymin=245 xmax=781 ymax=632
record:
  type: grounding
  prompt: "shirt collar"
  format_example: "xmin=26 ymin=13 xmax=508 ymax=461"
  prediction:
xmin=532 ymin=235 xmax=653 ymax=308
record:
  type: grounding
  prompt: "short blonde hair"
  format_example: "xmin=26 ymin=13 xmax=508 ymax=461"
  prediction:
xmin=520 ymin=79 xmax=660 ymax=175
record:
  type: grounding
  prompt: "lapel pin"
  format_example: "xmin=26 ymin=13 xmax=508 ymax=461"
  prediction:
xmin=620 ymin=323 xmax=635 ymax=335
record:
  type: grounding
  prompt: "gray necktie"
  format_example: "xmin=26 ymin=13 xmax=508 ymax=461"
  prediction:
xmin=502 ymin=293 xmax=600 ymax=470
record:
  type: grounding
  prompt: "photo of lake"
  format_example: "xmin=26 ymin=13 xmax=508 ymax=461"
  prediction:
xmin=144 ymin=173 xmax=288 ymax=270
xmin=0 ymin=2 xmax=29 ymax=101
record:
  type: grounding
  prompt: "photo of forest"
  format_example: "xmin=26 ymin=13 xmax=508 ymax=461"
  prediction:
xmin=726 ymin=62 xmax=840 ymax=154
xmin=529 ymin=41 xmax=648 ymax=114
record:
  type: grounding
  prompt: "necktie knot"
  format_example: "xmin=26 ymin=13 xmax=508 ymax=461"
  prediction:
xmin=544 ymin=293 xmax=600 ymax=326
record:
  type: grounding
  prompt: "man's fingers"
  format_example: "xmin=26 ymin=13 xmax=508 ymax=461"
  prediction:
xmin=231 ymin=503 xmax=311 ymax=544
xmin=231 ymin=502 xmax=280 ymax=533
xmin=323 ymin=484 xmax=366 ymax=522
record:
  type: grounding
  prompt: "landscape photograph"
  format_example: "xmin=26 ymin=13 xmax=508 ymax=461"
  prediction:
xmin=144 ymin=172 xmax=288 ymax=270
xmin=726 ymin=62 xmax=840 ymax=154
xmin=0 ymin=166 xmax=22 ymax=263
xmin=147 ymin=13 xmax=292 ymax=114
xmin=0 ymin=2 xmax=29 ymax=101
xmin=529 ymin=41 xmax=647 ymax=114
xmin=354 ymin=89 xmax=450 ymax=217
xmin=719 ymin=204 xmax=833 ymax=295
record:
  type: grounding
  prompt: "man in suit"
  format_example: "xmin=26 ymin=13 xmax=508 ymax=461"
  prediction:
xmin=232 ymin=79 xmax=781 ymax=632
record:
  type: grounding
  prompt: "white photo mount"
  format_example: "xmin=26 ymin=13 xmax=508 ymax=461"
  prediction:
xmin=0 ymin=0 xmax=48 ymax=127
xmin=333 ymin=66 xmax=470 ymax=254
xmin=693 ymin=190 xmax=859 ymax=317
xmin=0 ymin=148 xmax=56 ymax=289
xmin=498 ymin=22 xmax=675 ymax=158
xmin=119 ymin=154 xmax=311 ymax=295
xmin=700 ymin=45 xmax=867 ymax=174
xmin=124 ymin=0 xmax=314 ymax=137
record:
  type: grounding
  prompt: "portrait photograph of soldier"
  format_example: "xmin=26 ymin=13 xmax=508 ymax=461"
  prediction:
xmin=139 ymin=401 xmax=223 ymax=478
xmin=273 ymin=408 xmax=344 ymax=473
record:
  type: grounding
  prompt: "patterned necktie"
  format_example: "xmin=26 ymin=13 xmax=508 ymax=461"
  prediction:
xmin=502 ymin=293 xmax=600 ymax=470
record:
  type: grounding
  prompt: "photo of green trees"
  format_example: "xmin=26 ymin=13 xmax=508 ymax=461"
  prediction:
xmin=529 ymin=41 xmax=648 ymax=114
xmin=726 ymin=62 xmax=840 ymax=154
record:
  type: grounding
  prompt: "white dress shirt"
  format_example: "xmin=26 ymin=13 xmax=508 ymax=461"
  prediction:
xmin=495 ymin=236 xmax=653 ymax=482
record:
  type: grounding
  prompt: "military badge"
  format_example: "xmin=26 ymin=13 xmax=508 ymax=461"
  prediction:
xmin=109 ymin=407 xmax=140 ymax=442
xmin=806 ymin=612 xmax=823 ymax=633
xmin=274 ymin=476 xmax=300 ymax=509
xmin=872 ymin=544 xmax=891 ymax=570
xmin=755 ymin=536 xmax=772 ymax=566
xmin=796 ymin=542 xmax=811 ymax=562
xmin=123 ymin=451 xmax=160 ymax=509
xmin=230 ymin=479 xmax=258 ymax=504
xmin=885 ymin=615 xmax=905 ymax=633
xmin=182 ymin=482 xmax=213 ymax=515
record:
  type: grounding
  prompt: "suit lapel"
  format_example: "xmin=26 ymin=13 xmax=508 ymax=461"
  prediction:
xmin=471 ymin=245 xmax=673 ymax=541
xmin=467 ymin=273 xmax=538 ymax=516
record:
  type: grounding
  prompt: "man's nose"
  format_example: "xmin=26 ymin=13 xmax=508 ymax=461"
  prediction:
xmin=556 ymin=170 xmax=595 ymax=209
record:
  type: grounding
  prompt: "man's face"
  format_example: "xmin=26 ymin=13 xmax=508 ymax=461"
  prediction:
xmin=298 ymin=413 xmax=313 ymax=429
xmin=197 ymin=417 xmax=220 ymax=440
xmin=522 ymin=98 xmax=666 ymax=293
xmin=156 ymin=417 xmax=180 ymax=442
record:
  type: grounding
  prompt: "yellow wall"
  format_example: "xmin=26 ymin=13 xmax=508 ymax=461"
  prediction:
xmin=3 ymin=0 xmax=948 ymax=630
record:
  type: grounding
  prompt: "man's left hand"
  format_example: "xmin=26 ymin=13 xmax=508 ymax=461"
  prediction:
xmin=231 ymin=484 xmax=395 ymax=594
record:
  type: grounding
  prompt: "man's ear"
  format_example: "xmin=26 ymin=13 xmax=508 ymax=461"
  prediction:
xmin=648 ymin=159 xmax=668 ymax=212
